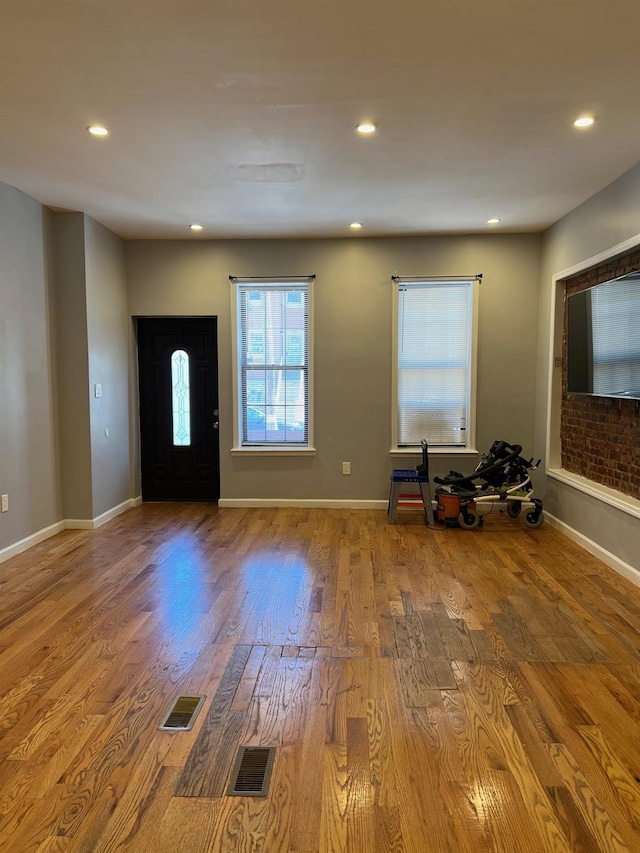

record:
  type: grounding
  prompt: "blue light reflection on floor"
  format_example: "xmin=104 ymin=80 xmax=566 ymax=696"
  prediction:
xmin=155 ymin=546 xmax=213 ymax=638
xmin=153 ymin=538 xmax=312 ymax=643
xmin=233 ymin=552 xmax=311 ymax=644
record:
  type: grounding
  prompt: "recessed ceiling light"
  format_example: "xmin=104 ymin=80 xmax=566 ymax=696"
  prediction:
xmin=487 ymin=218 xmax=501 ymax=225
xmin=87 ymin=124 xmax=109 ymax=137
xmin=573 ymin=115 xmax=596 ymax=128
xmin=189 ymin=224 xmax=203 ymax=232
xmin=350 ymin=222 xmax=362 ymax=229
xmin=356 ymin=122 xmax=377 ymax=135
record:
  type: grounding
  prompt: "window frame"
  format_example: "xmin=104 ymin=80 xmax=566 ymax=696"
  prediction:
xmin=231 ymin=277 xmax=315 ymax=455
xmin=391 ymin=276 xmax=479 ymax=455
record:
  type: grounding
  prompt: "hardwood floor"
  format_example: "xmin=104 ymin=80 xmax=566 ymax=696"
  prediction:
xmin=1 ymin=504 xmax=640 ymax=851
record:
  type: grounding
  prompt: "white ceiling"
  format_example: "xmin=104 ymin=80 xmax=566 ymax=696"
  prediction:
xmin=2 ymin=0 xmax=640 ymax=240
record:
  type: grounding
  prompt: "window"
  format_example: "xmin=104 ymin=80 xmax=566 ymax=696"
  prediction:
xmin=171 ymin=349 xmax=191 ymax=446
xmin=393 ymin=278 xmax=478 ymax=448
xmin=591 ymin=276 xmax=640 ymax=395
xmin=233 ymin=278 xmax=313 ymax=448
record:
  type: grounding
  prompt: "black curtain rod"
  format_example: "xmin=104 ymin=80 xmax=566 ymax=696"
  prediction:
xmin=391 ymin=274 xmax=483 ymax=282
xmin=229 ymin=275 xmax=316 ymax=282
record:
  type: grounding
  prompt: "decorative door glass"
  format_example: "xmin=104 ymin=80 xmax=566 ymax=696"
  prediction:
xmin=171 ymin=349 xmax=191 ymax=446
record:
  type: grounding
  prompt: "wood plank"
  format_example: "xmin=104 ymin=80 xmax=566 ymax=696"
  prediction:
xmin=230 ymin=644 xmax=267 ymax=711
xmin=319 ymin=742 xmax=348 ymax=853
xmin=549 ymin=743 xmax=630 ymax=852
xmin=148 ymin=793 xmax=222 ymax=853
xmin=577 ymin=725 xmax=640 ymax=838
xmin=345 ymin=717 xmax=375 ymax=850
xmin=290 ymin=705 xmax=327 ymax=852
xmin=174 ymin=644 xmax=252 ymax=797
xmin=492 ymin=599 xmax=550 ymax=662
xmin=396 ymin=659 xmax=455 ymax=707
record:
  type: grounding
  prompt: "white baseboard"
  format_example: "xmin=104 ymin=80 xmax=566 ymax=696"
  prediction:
xmin=545 ymin=512 xmax=640 ymax=588
xmin=218 ymin=498 xmax=388 ymax=509
xmin=0 ymin=521 xmax=66 ymax=564
xmin=66 ymin=497 xmax=142 ymax=530
xmin=63 ymin=519 xmax=95 ymax=530
xmin=0 ymin=497 xmax=142 ymax=563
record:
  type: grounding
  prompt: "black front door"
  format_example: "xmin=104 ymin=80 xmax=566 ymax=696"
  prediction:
xmin=137 ymin=317 xmax=219 ymax=501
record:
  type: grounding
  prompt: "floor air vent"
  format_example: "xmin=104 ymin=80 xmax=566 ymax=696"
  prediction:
xmin=158 ymin=695 xmax=206 ymax=731
xmin=227 ymin=746 xmax=276 ymax=797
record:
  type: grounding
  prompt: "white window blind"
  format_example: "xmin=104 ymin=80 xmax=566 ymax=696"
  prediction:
xmin=592 ymin=278 xmax=640 ymax=395
xmin=396 ymin=279 xmax=474 ymax=446
xmin=237 ymin=280 xmax=310 ymax=446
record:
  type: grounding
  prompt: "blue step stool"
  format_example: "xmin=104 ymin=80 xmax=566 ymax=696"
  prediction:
xmin=388 ymin=440 xmax=435 ymax=526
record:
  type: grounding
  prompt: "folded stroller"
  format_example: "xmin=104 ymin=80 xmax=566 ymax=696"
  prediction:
xmin=433 ymin=440 xmax=544 ymax=529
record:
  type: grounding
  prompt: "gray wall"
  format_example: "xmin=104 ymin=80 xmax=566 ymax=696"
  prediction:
xmin=537 ymin=160 xmax=640 ymax=571
xmin=84 ymin=217 xmax=131 ymax=517
xmin=1 ymin=187 xmax=132 ymax=556
xmin=51 ymin=212 xmax=93 ymax=520
xmin=49 ymin=213 xmax=130 ymax=521
xmin=0 ymin=182 xmax=59 ymax=550
xmin=126 ymin=233 xmax=542 ymax=501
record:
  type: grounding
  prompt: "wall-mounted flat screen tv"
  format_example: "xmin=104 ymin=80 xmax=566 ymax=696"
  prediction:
xmin=566 ymin=270 xmax=640 ymax=400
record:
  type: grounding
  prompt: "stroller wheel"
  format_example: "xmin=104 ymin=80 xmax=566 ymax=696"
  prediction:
xmin=458 ymin=509 xmax=480 ymax=530
xmin=507 ymin=501 xmax=522 ymax=519
xmin=524 ymin=510 xmax=544 ymax=529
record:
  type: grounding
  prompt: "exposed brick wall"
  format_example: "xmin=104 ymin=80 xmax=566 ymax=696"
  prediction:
xmin=560 ymin=248 xmax=640 ymax=499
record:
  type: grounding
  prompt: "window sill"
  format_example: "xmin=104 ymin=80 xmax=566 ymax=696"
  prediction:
xmin=230 ymin=446 xmax=317 ymax=457
xmin=547 ymin=467 xmax=640 ymax=521
xmin=390 ymin=447 xmax=478 ymax=457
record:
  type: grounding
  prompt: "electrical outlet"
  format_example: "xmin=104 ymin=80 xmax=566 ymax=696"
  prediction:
xmin=342 ymin=462 xmax=351 ymax=475
xmin=1 ymin=494 xmax=8 ymax=513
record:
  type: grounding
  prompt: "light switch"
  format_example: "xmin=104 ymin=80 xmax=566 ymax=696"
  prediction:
xmin=94 ymin=383 xmax=102 ymax=398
